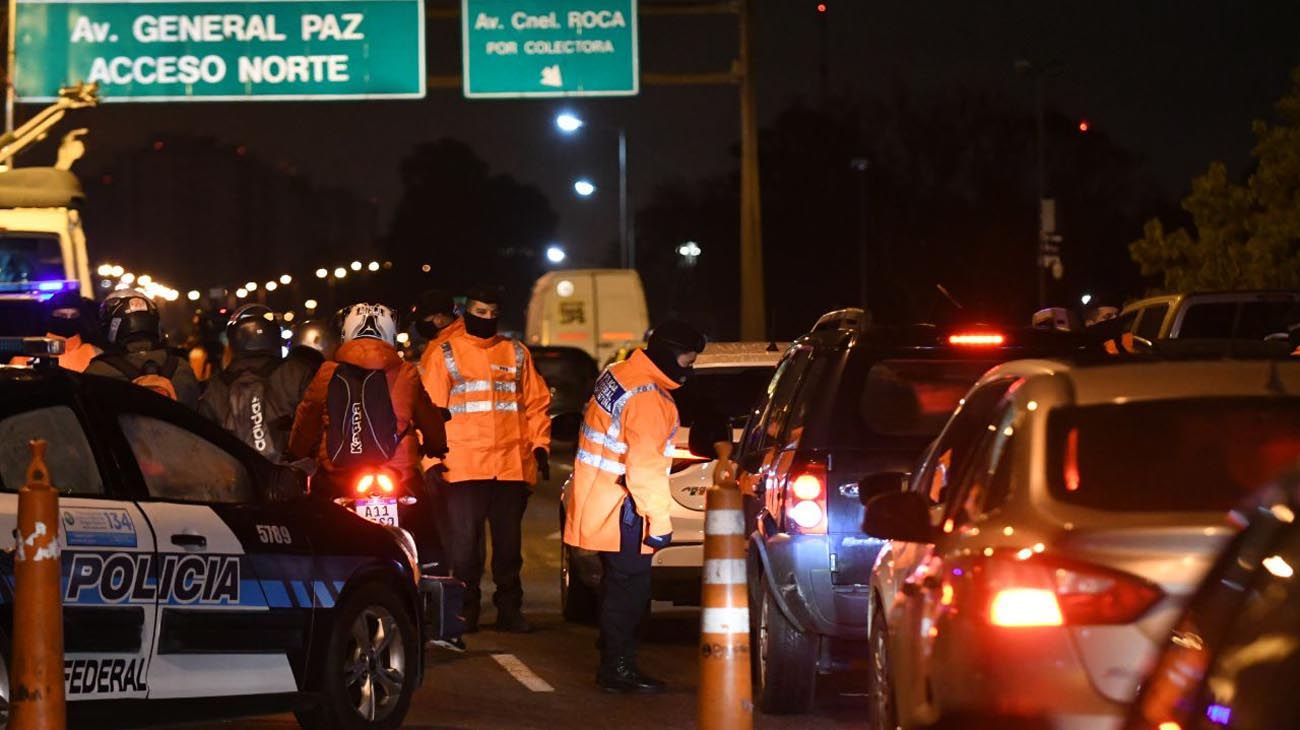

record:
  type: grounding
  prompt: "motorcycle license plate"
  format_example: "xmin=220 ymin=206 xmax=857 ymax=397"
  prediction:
xmin=355 ymin=498 xmax=400 ymax=527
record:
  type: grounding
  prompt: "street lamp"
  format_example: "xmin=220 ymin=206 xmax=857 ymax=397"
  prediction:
xmin=573 ymin=179 xmax=596 ymax=197
xmin=554 ymin=111 xmax=632 ymax=269
xmin=555 ymin=112 xmax=584 ymax=133
xmin=677 ymin=241 xmax=702 ymax=266
xmin=546 ymin=245 xmax=567 ymax=265
xmin=279 ymin=274 xmax=292 ymax=285
xmin=334 ymin=267 xmax=347 ymax=279
xmin=1080 ymin=293 xmax=1093 ymax=306
xmin=187 ymin=290 xmax=201 ymax=302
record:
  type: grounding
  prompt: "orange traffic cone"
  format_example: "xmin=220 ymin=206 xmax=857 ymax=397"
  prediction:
xmin=698 ymin=479 xmax=753 ymax=729
xmin=10 ymin=440 xmax=66 ymax=730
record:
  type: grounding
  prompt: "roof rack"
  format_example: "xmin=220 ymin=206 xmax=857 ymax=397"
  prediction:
xmin=811 ymin=307 xmax=869 ymax=333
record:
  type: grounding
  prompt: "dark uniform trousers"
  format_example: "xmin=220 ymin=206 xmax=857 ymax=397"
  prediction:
xmin=599 ymin=498 xmax=653 ymax=665
xmin=437 ymin=478 xmax=531 ymax=623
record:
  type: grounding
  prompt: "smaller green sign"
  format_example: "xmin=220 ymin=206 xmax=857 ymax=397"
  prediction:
xmin=462 ymin=0 xmax=638 ymax=99
xmin=16 ymin=0 xmax=426 ymax=102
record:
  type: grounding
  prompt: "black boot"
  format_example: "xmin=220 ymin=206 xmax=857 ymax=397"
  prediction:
xmin=596 ymin=657 xmax=665 ymax=694
xmin=494 ymin=612 xmax=534 ymax=634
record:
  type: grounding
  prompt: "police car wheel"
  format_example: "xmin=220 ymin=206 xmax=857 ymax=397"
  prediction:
xmin=295 ymin=584 xmax=417 ymax=730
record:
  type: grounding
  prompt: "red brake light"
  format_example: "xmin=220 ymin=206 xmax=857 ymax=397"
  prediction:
xmin=989 ymin=588 xmax=1063 ymax=627
xmin=377 ymin=473 xmax=395 ymax=493
xmin=948 ymin=332 xmax=1006 ymax=347
xmin=784 ymin=461 xmax=827 ymax=534
xmin=1053 ymin=564 xmax=1163 ymax=625
xmin=355 ymin=474 xmax=375 ymax=494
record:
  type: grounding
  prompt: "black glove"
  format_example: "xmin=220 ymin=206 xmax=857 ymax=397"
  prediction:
xmin=534 ymin=448 xmax=550 ymax=481
xmin=644 ymin=532 xmax=672 ymax=550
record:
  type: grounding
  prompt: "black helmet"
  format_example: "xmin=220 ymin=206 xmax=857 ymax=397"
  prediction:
xmin=292 ymin=319 xmax=340 ymax=359
xmin=227 ymin=304 xmax=280 ymax=354
xmin=45 ymin=291 xmax=97 ymax=340
xmin=100 ymin=290 xmax=160 ymax=350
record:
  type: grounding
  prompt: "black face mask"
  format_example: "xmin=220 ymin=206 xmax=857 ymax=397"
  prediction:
xmin=646 ymin=346 xmax=694 ymax=385
xmin=464 ymin=313 xmax=499 ymax=338
xmin=415 ymin=319 xmax=440 ymax=340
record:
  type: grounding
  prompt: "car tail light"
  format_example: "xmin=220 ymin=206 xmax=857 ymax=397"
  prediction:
xmin=784 ymin=460 xmax=827 ymax=534
xmin=970 ymin=553 xmax=1162 ymax=627
xmin=948 ymin=332 xmax=1006 ymax=347
xmin=989 ymin=588 xmax=1063 ymax=627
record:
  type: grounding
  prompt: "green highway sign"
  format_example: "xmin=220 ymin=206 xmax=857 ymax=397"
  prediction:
xmin=462 ymin=0 xmax=637 ymax=98
xmin=15 ymin=0 xmax=425 ymax=102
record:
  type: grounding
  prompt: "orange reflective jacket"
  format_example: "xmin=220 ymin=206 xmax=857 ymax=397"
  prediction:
xmin=422 ymin=328 xmax=551 ymax=484
xmin=9 ymin=333 xmax=101 ymax=372
xmin=563 ymin=349 xmax=679 ymax=554
xmin=289 ymin=338 xmax=446 ymax=479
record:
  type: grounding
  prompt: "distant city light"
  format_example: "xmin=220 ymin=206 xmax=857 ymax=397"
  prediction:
xmin=678 ymin=241 xmax=702 ymax=258
xmin=556 ymin=280 xmax=575 ymax=297
xmin=279 ymin=274 xmax=292 ymax=285
xmin=315 ymin=268 xmax=328 ymax=279
xmin=546 ymin=245 xmax=567 ymax=264
xmin=334 ymin=267 xmax=347 ymax=278
xmin=305 ymin=299 xmax=318 ymax=310
xmin=421 ymin=264 xmax=432 ymax=273
xmin=245 ymin=281 xmax=257 ymax=291
xmin=367 ymin=261 xmax=380 ymax=272
xmin=110 ymin=265 xmax=124 ymax=277
xmin=265 ymin=281 xmax=278 ymax=291
xmin=350 ymin=260 xmax=362 ymax=271
xmin=236 ymin=288 xmax=248 ymax=298
xmin=137 ymin=274 xmax=152 ymax=285
xmin=283 ymin=311 xmax=295 ymax=322
xmin=97 ymin=263 xmax=112 ymax=277
xmin=573 ymin=179 xmax=596 ymax=197
xmin=187 ymin=290 xmax=201 ymax=301
xmin=281 ymin=329 xmax=294 ymax=340
xmin=1080 ymin=293 xmax=1093 ymax=306
xmin=120 ymin=273 xmax=136 ymax=285
xmin=1078 ymin=119 xmax=1090 ymax=133
xmin=555 ymin=112 xmax=584 ymax=133
xmin=396 ymin=332 xmax=410 ymax=345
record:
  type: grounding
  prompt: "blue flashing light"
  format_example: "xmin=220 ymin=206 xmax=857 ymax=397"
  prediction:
xmin=1206 ymin=704 xmax=1231 ymax=725
xmin=36 ymin=281 xmax=66 ymax=292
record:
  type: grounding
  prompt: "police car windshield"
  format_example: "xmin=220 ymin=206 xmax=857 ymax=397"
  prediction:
xmin=0 ymin=234 xmax=63 ymax=283
xmin=674 ymin=366 xmax=775 ymax=428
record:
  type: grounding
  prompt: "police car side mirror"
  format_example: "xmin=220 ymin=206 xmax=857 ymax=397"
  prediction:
xmin=551 ymin=412 xmax=581 ymax=442
xmin=267 ymin=465 xmax=308 ymax=503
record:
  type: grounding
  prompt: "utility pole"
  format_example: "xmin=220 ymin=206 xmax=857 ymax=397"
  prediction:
xmin=851 ymin=158 xmax=868 ymax=312
xmin=738 ymin=0 xmax=765 ymax=340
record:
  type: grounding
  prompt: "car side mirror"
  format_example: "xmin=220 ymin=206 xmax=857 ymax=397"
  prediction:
xmin=858 ymin=471 xmax=910 ymax=506
xmin=862 ymin=491 xmax=936 ymax=543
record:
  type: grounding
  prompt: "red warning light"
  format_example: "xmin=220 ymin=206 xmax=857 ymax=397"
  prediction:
xmin=816 ymin=2 xmax=827 ymax=12
xmin=1078 ymin=120 xmax=1090 ymax=133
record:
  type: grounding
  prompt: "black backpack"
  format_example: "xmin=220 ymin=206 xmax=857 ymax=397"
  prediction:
xmin=224 ymin=360 xmax=288 ymax=461
xmin=325 ymin=362 xmax=399 ymax=469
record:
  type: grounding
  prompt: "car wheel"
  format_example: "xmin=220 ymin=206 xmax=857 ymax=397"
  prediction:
xmin=754 ymin=574 xmax=817 ymax=714
xmin=869 ymin=606 xmax=900 ymax=730
xmin=295 ymin=582 xmax=418 ymax=730
xmin=561 ymin=542 xmax=599 ymax=624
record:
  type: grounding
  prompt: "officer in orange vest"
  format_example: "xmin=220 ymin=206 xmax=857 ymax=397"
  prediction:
xmin=563 ymin=319 xmax=706 ymax=693
xmin=422 ymin=288 xmax=552 ymax=633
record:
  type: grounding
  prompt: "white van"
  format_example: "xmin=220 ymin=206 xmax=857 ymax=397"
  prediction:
xmin=526 ymin=269 xmax=649 ymax=365
xmin=0 ymin=168 xmax=92 ymax=298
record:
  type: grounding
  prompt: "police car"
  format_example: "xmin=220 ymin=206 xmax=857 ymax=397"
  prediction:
xmin=0 ymin=340 xmax=460 ymax=729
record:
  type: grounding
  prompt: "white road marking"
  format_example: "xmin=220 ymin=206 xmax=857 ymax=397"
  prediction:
xmin=702 ymin=559 xmax=747 ymax=585
xmin=701 ymin=607 xmax=750 ymax=635
xmin=705 ymin=509 xmax=745 ymax=535
xmin=491 ymin=653 xmax=555 ymax=693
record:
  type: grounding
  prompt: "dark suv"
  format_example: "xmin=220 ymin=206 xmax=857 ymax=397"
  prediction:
xmin=734 ymin=309 xmax=1077 ymax=713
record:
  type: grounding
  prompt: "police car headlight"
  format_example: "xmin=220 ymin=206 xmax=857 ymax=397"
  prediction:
xmin=384 ymin=526 xmax=421 ymax=584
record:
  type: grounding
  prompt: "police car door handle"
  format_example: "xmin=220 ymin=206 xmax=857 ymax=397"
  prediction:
xmin=171 ymin=533 xmax=207 ymax=549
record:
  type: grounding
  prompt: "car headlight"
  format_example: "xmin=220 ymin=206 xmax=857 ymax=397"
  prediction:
xmin=384 ymin=525 xmax=421 ymax=584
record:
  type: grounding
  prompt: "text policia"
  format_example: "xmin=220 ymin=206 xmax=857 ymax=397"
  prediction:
xmin=76 ymin=12 xmax=366 ymax=86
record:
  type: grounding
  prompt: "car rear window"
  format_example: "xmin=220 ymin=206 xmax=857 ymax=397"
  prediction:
xmin=1047 ymin=398 xmax=1300 ymax=512
xmin=674 ymin=366 xmax=775 ymax=429
xmin=1178 ymin=299 xmax=1300 ymax=339
xmin=859 ymin=359 xmax=996 ymax=437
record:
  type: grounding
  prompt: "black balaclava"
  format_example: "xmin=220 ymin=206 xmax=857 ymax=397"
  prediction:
xmin=463 ymin=288 xmax=500 ymax=339
xmin=645 ymin=319 xmax=707 ymax=385
xmin=46 ymin=293 xmax=93 ymax=339
xmin=413 ymin=289 xmax=455 ymax=340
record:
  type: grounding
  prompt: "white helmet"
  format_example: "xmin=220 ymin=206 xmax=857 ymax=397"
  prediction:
xmin=338 ymin=303 xmax=398 ymax=346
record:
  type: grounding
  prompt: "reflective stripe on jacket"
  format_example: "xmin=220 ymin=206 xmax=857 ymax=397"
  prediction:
xmin=563 ymin=349 xmax=679 ymax=554
xmin=422 ymin=328 xmax=551 ymax=484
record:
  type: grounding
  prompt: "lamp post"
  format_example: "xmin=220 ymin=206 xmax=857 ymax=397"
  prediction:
xmin=1015 ymin=58 xmax=1063 ymax=309
xmin=556 ymin=111 xmax=631 ymax=269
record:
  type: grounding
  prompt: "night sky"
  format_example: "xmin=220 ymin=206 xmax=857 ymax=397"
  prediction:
xmin=32 ymin=0 xmax=1300 ymax=281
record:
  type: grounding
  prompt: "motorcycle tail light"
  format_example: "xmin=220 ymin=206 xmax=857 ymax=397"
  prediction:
xmin=355 ymin=474 xmax=375 ymax=494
